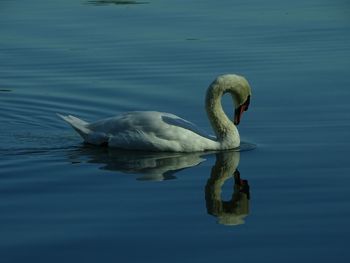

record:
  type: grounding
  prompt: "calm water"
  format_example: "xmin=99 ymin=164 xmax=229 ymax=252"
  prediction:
xmin=1 ymin=0 xmax=350 ymax=262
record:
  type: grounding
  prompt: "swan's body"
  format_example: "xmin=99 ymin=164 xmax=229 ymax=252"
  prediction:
xmin=58 ymin=74 xmax=252 ymax=152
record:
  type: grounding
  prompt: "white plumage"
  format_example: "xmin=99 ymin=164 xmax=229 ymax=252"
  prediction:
xmin=58 ymin=74 xmax=252 ymax=152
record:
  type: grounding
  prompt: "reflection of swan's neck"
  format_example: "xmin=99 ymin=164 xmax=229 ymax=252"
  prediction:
xmin=205 ymin=152 xmax=250 ymax=226
xmin=205 ymin=83 xmax=239 ymax=145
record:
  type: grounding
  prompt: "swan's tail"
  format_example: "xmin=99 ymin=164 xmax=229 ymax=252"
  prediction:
xmin=57 ymin=113 xmax=91 ymax=141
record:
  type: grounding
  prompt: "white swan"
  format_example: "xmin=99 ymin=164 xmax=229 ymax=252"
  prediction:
xmin=58 ymin=74 xmax=252 ymax=152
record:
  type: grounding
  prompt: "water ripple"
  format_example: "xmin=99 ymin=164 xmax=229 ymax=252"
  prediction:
xmin=86 ymin=0 xmax=149 ymax=5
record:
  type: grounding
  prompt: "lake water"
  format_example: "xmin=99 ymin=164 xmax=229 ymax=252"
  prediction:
xmin=1 ymin=0 xmax=350 ymax=262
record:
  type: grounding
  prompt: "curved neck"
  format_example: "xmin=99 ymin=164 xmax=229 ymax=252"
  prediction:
xmin=205 ymin=84 xmax=238 ymax=142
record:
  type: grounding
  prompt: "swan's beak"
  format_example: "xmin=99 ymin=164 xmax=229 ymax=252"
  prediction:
xmin=234 ymin=96 xmax=250 ymax=125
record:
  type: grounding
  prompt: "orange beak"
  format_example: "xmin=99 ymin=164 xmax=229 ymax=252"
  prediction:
xmin=234 ymin=96 xmax=250 ymax=125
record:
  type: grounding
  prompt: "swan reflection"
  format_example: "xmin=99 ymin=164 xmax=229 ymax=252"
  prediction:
xmin=68 ymin=146 xmax=205 ymax=181
xmin=205 ymin=151 xmax=250 ymax=226
xmin=69 ymin=146 xmax=250 ymax=226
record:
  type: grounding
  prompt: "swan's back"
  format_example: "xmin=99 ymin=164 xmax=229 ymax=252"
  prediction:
xmin=92 ymin=111 xmax=219 ymax=152
xmin=60 ymin=111 xmax=219 ymax=152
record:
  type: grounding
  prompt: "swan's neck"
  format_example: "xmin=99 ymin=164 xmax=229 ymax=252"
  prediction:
xmin=205 ymin=85 xmax=239 ymax=146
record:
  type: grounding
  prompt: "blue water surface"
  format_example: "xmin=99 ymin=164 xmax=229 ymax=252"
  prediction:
xmin=1 ymin=0 xmax=350 ymax=262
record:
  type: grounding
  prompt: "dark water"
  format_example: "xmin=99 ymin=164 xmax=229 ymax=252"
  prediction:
xmin=1 ymin=0 xmax=350 ymax=262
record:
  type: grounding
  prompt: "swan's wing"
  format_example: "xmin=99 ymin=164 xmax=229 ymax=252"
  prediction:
xmin=84 ymin=111 xmax=218 ymax=151
xmin=161 ymin=115 xmax=215 ymax=141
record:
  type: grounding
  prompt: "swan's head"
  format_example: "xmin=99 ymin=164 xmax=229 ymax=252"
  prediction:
xmin=211 ymin=74 xmax=252 ymax=125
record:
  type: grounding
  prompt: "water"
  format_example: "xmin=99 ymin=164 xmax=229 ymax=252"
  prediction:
xmin=1 ymin=0 xmax=350 ymax=262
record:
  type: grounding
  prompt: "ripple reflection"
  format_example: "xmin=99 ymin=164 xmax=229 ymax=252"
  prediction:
xmin=87 ymin=0 xmax=149 ymax=5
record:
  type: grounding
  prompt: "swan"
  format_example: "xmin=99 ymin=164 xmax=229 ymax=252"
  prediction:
xmin=58 ymin=74 xmax=252 ymax=152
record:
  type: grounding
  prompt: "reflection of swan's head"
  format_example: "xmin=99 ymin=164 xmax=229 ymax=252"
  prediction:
xmin=205 ymin=151 xmax=250 ymax=226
